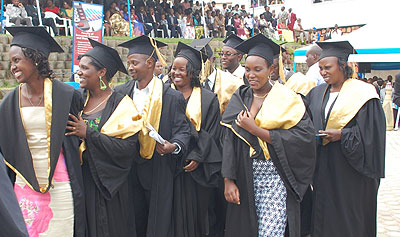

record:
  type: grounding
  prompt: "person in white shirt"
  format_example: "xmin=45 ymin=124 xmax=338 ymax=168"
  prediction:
xmin=306 ymin=44 xmax=325 ymax=86
xmin=221 ymin=34 xmax=246 ymax=83
xmin=5 ymin=0 xmax=32 ymax=26
xmin=331 ymin=24 xmax=342 ymax=39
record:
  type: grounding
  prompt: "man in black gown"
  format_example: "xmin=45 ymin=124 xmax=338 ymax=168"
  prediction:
xmin=115 ymin=35 xmax=191 ymax=237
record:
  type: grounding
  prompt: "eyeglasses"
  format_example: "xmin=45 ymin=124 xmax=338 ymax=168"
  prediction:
xmin=218 ymin=52 xmax=239 ymax=57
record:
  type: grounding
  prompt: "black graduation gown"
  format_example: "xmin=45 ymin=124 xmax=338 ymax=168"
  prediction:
xmin=115 ymin=80 xmax=191 ymax=237
xmin=221 ymin=86 xmax=316 ymax=237
xmin=0 ymin=156 xmax=28 ymax=237
xmin=305 ymin=83 xmax=386 ymax=237
xmin=174 ymin=88 xmax=222 ymax=237
xmin=0 ymin=80 xmax=86 ymax=237
xmin=81 ymin=92 xmax=138 ymax=237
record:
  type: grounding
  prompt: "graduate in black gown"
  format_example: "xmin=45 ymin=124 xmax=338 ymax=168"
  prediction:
xmin=170 ymin=42 xmax=222 ymax=237
xmin=0 ymin=156 xmax=28 ymax=237
xmin=0 ymin=26 xmax=85 ymax=237
xmin=305 ymin=41 xmax=386 ymax=237
xmin=66 ymin=39 xmax=142 ymax=237
xmin=221 ymin=34 xmax=316 ymax=237
xmin=115 ymin=35 xmax=191 ymax=237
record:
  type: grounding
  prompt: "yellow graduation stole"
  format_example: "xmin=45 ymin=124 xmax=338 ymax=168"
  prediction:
xmin=253 ymin=83 xmax=306 ymax=159
xmin=171 ymin=84 xmax=202 ymax=131
xmin=322 ymin=79 xmax=379 ymax=145
xmin=214 ymin=68 xmax=244 ymax=114
xmin=285 ymin=72 xmax=316 ymax=96
xmin=137 ymin=77 xmax=164 ymax=159
xmin=79 ymin=94 xmax=143 ymax=163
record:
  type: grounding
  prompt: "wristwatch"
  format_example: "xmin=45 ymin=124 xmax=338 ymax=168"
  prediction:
xmin=171 ymin=142 xmax=181 ymax=155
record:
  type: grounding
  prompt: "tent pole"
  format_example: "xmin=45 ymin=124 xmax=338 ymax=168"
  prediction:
xmin=1 ymin=0 xmax=4 ymax=34
xmin=252 ymin=0 xmax=254 ymax=37
xmin=202 ymin=0 xmax=207 ymax=37
xmin=127 ymin=0 xmax=132 ymax=37
xmin=36 ymin=0 xmax=43 ymax=26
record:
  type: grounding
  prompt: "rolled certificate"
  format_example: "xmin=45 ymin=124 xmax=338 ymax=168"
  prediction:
xmin=146 ymin=124 xmax=166 ymax=144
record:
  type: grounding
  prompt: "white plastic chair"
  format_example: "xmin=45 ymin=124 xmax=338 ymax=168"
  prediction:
xmin=44 ymin=11 xmax=71 ymax=36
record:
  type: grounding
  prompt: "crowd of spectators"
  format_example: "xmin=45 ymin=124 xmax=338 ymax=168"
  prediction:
xmin=2 ymin=0 xmax=74 ymax=36
xmin=1 ymin=0 xmax=361 ymax=43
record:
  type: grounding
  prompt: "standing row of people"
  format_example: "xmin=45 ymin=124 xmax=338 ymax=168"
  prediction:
xmin=0 ymin=26 xmax=386 ymax=237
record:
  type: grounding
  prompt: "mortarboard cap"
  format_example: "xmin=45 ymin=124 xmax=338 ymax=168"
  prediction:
xmin=6 ymin=26 xmax=63 ymax=58
xmin=191 ymin=37 xmax=214 ymax=58
xmin=80 ymin=38 xmax=128 ymax=80
xmin=174 ymin=42 xmax=207 ymax=70
xmin=223 ymin=34 xmax=244 ymax=52
xmin=118 ymin=35 xmax=167 ymax=60
xmin=273 ymin=42 xmax=287 ymax=59
xmin=235 ymin=33 xmax=280 ymax=65
xmin=316 ymin=41 xmax=356 ymax=61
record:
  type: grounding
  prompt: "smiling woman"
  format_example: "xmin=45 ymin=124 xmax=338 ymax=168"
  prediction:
xmin=221 ymin=33 xmax=316 ymax=237
xmin=305 ymin=41 xmax=385 ymax=237
xmin=68 ymin=38 xmax=141 ymax=237
xmin=0 ymin=26 xmax=85 ymax=237
xmin=170 ymin=42 xmax=223 ymax=237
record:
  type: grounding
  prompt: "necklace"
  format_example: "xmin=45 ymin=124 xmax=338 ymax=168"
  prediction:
xmin=84 ymin=92 xmax=112 ymax=114
xmin=25 ymin=85 xmax=43 ymax=107
xmin=253 ymin=93 xmax=268 ymax=99
xmin=253 ymin=80 xmax=274 ymax=99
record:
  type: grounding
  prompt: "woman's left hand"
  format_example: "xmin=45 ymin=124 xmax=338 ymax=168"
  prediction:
xmin=66 ymin=113 xmax=87 ymax=139
xmin=184 ymin=160 xmax=199 ymax=172
xmin=235 ymin=110 xmax=257 ymax=134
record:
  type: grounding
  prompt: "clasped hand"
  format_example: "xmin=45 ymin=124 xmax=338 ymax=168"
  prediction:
xmin=66 ymin=113 xmax=87 ymax=139
xmin=235 ymin=110 xmax=257 ymax=133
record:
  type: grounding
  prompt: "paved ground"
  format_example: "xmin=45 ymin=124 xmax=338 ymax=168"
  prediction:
xmin=377 ymin=131 xmax=400 ymax=237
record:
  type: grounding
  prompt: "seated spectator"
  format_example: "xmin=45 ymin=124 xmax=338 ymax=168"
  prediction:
xmin=331 ymin=24 xmax=342 ymax=39
xmin=25 ymin=0 xmax=57 ymax=35
xmin=231 ymin=4 xmax=240 ymax=15
xmin=60 ymin=0 xmax=72 ymax=19
xmin=182 ymin=9 xmax=195 ymax=39
xmin=323 ymin=27 xmax=331 ymax=40
xmin=233 ymin=13 xmax=245 ymax=38
xmin=220 ymin=3 xmax=227 ymax=16
xmin=310 ymin=27 xmax=320 ymax=43
xmin=193 ymin=11 xmax=204 ymax=38
xmin=225 ymin=11 xmax=236 ymax=36
xmin=181 ymin=0 xmax=190 ymax=10
xmin=193 ymin=1 xmax=202 ymax=12
xmin=158 ymin=13 xmax=169 ymax=37
xmin=103 ymin=8 xmax=112 ymax=36
xmin=131 ymin=8 xmax=145 ymax=36
xmin=167 ymin=8 xmax=182 ymax=38
xmin=294 ymin=18 xmax=309 ymax=44
xmin=214 ymin=11 xmax=225 ymax=38
xmin=240 ymin=5 xmax=246 ymax=17
xmin=205 ymin=10 xmax=215 ymax=37
xmin=161 ymin=0 xmax=171 ymax=10
xmin=120 ymin=4 xmax=129 ymax=21
xmin=5 ymin=0 xmax=32 ymax=26
xmin=44 ymin=0 xmax=60 ymax=15
xmin=244 ymin=12 xmax=253 ymax=33
xmin=137 ymin=5 xmax=152 ymax=35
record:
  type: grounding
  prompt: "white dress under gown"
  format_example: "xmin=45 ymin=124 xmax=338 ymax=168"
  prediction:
xmin=14 ymin=107 xmax=74 ymax=237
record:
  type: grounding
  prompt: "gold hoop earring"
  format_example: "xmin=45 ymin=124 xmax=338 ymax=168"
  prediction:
xmin=99 ymin=76 xmax=107 ymax=90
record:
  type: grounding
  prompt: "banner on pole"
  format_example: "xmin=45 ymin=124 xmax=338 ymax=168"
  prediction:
xmin=72 ymin=1 xmax=103 ymax=82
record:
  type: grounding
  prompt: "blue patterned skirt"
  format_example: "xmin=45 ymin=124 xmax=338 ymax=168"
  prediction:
xmin=252 ymin=158 xmax=287 ymax=237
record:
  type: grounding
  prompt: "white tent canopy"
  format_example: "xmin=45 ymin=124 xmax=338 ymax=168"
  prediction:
xmin=294 ymin=22 xmax=400 ymax=64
